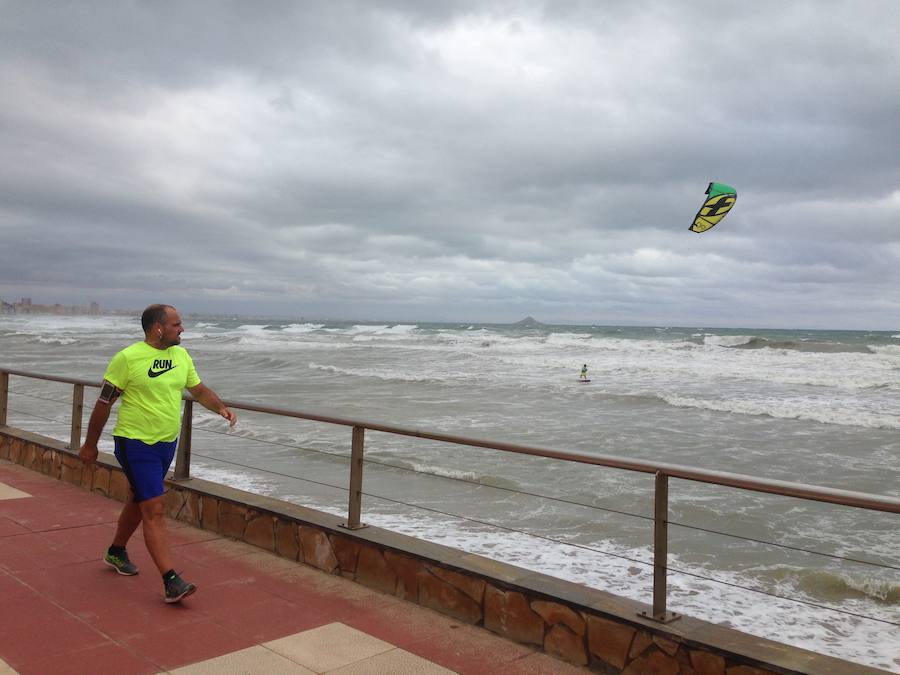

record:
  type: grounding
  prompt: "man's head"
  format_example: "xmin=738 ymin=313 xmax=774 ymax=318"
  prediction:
xmin=141 ymin=304 xmax=183 ymax=347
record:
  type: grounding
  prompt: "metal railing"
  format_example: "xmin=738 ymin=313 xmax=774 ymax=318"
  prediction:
xmin=2 ymin=366 xmax=898 ymax=623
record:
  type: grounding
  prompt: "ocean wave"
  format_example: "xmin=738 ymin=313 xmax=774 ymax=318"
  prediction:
xmin=708 ymin=335 xmax=874 ymax=354
xmin=703 ymin=334 xmax=757 ymax=348
xmin=191 ymin=463 xmax=276 ymax=494
xmin=345 ymin=324 xmax=419 ymax=335
xmin=871 ymin=344 xmax=900 ymax=356
xmin=308 ymin=361 xmax=437 ymax=383
xmin=656 ymin=393 xmax=900 ymax=430
xmin=763 ymin=567 xmax=900 ymax=605
xmin=380 ymin=459 xmax=522 ymax=491
xmin=281 ymin=323 xmax=325 ymax=333
xmin=545 ymin=332 xmax=593 ymax=346
xmin=31 ymin=336 xmax=78 ymax=345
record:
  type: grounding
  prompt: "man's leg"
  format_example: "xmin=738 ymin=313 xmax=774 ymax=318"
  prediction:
xmin=111 ymin=499 xmax=141 ymax=547
xmin=139 ymin=495 xmax=197 ymax=603
xmin=138 ymin=495 xmax=173 ymax=574
xmin=104 ymin=489 xmax=141 ymax=575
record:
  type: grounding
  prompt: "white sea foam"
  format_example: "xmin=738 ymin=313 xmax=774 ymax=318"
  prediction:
xmin=2 ymin=314 xmax=136 ymax=342
xmin=307 ymin=361 xmax=447 ymax=383
xmin=281 ymin=323 xmax=324 ymax=333
xmin=34 ymin=336 xmax=78 ymax=345
xmin=191 ymin=463 xmax=276 ymax=494
xmin=703 ymin=334 xmax=757 ymax=347
xmin=658 ymin=393 xmax=900 ymax=430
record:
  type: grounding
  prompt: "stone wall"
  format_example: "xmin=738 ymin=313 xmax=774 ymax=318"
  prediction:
xmin=1 ymin=427 xmax=880 ymax=675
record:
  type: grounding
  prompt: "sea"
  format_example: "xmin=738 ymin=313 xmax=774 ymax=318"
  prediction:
xmin=2 ymin=314 xmax=898 ymax=671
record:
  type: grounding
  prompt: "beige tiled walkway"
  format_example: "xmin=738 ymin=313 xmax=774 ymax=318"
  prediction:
xmin=0 ymin=482 xmax=30 ymax=500
xmin=0 ymin=621 xmax=456 ymax=675
xmin=170 ymin=622 xmax=455 ymax=675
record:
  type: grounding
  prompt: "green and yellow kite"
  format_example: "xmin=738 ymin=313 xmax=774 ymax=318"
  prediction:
xmin=689 ymin=182 xmax=737 ymax=233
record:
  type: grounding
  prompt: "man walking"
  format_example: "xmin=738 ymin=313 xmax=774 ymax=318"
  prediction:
xmin=79 ymin=304 xmax=236 ymax=603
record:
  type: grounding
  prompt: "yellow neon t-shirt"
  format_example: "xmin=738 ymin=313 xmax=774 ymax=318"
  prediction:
xmin=103 ymin=341 xmax=201 ymax=444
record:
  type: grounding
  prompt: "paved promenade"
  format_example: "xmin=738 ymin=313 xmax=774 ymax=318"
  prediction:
xmin=0 ymin=461 xmax=589 ymax=674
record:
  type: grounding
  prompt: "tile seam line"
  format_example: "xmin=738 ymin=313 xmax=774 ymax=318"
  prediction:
xmin=4 ymin=566 xmax=172 ymax=672
xmin=8 ymin=641 xmax=163 ymax=673
xmin=0 ymin=520 xmax=120 ymax=537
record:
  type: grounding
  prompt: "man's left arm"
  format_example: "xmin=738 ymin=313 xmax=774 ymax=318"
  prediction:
xmin=187 ymin=383 xmax=237 ymax=425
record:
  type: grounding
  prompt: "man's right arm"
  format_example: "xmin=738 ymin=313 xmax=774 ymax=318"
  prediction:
xmin=78 ymin=381 xmax=120 ymax=465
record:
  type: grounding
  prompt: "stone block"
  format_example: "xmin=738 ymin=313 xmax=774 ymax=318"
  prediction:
xmin=37 ymin=447 xmax=51 ymax=470
xmin=630 ymin=630 xmax=654 ymax=659
xmin=298 ymin=526 xmax=338 ymax=573
xmin=484 ymin=586 xmax=544 ymax=646
xmin=43 ymin=450 xmax=56 ymax=475
xmin=23 ymin=443 xmax=36 ymax=469
xmin=200 ymin=495 xmax=219 ymax=531
xmin=164 ymin=489 xmax=186 ymax=518
xmin=675 ymin=646 xmax=696 ymax=673
xmin=109 ymin=470 xmax=131 ymax=502
xmin=244 ymin=514 xmax=275 ymax=551
xmin=428 ymin=564 xmax=485 ymax=604
xmin=654 ymin=634 xmax=681 ymax=656
xmin=9 ymin=438 xmax=22 ymax=463
xmin=330 ymin=535 xmax=361 ymax=574
xmin=218 ymin=501 xmax=249 ymax=539
xmin=179 ymin=491 xmax=201 ymax=526
xmin=586 ymin=614 xmax=636 ymax=671
xmin=689 ymin=652 xmax=725 ymax=675
xmin=384 ymin=550 xmax=418 ymax=600
xmin=622 ymin=648 xmax=680 ymax=675
xmin=355 ymin=546 xmax=397 ymax=595
xmin=61 ymin=455 xmax=82 ymax=485
xmin=417 ymin=566 xmax=482 ymax=624
xmin=80 ymin=462 xmax=97 ymax=490
xmin=544 ymin=624 xmax=588 ymax=666
xmin=32 ymin=446 xmax=47 ymax=471
xmin=531 ymin=599 xmax=585 ymax=635
xmin=274 ymin=520 xmax=299 ymax=560
xmin=92 ymin=466 xmax=110 ymax=495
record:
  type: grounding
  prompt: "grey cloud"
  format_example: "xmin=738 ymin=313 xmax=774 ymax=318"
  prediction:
xmin=1 ymin=1 xmax=899 ymax=327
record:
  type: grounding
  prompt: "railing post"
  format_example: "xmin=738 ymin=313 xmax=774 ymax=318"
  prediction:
xmin=641 ymin=471 xmax=680 ymax=623
xmin=0 ymin=371 xmax=8 ymax=426
xmin=341 ymin=425 xmax=368 ymax=530
xmin=69 ymin=384 xmax=84 ymax=450
xmin=174 ymin=399 xmax=193 ymax=480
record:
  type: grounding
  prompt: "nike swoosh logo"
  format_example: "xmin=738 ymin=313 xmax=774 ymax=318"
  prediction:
xmin=147 ymin=365 xmax=177 ymax=378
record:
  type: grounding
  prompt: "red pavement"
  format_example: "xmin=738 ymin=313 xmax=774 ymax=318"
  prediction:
xmin=0 ymin=461 xmax=590 ymax=674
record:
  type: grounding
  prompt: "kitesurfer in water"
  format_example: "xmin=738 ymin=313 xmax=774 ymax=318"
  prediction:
xmin=580 ymin=364 xmax=589 ymax=380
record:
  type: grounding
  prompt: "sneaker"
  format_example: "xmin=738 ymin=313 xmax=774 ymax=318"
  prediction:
xmin=103 ymin=551 xmax=139 ymax=576
xmin=164 ymin=573 xmax=197 ymax=604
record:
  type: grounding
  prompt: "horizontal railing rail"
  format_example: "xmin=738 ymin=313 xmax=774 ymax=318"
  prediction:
xmin=2 ymin=366 xmax=898 ymax=623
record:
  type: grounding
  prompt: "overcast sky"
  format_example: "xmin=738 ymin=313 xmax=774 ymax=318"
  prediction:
xmin=1 ymin=1 xmax=898 ymax=329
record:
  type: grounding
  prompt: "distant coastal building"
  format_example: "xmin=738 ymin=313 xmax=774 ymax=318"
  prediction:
xmin=0 ymin=297 xmax=102 ymax=315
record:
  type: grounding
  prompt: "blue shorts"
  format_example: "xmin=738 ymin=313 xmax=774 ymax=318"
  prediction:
xmin=113 ymin=436 xmax=177 ymax=503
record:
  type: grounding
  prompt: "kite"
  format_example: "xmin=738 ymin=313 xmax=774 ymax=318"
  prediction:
xmin=689 ymin=182 xmax=737 ymax=233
